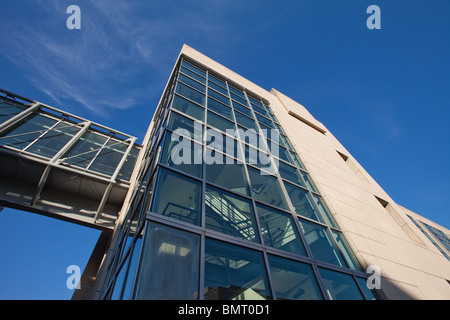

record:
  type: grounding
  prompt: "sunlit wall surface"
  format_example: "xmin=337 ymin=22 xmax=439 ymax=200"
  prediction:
xmin=100 ymin=57 xmax=380 ymax=300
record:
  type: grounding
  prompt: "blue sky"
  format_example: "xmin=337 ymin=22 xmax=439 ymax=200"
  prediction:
xmin=0 ymin=0 xmax=449 ymax=299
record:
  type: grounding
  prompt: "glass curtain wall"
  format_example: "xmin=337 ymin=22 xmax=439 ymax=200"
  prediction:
xmin=102 ymin=57 xmax=379 ymax=300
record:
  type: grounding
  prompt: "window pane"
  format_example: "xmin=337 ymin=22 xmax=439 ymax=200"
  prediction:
xmin=208 ymin=74 xmax=227 ymax=89
xmin=311 ymin=194 xmax=338 ymax=228
xmin=181 ymin=60 xmax=206 ymax=78
xmin=277 ymin=161 xmax=306 ymax=187
xmin=268 ymin=255 xmax=323 ymax=300
xmin=232 ymin=100 xmax=252 ymax=117
xmin=234 ymin=111 xmax=257 ymax=130
xmin=204 ymin=238 xmax=272 ymax=300
xmin=248 ymin=96 xmax=263 ymax=108
xmin=207 ymin=111 xmax=235 ymax=134
xmin=171 ymin=94 xmax=204 ymax=122
xmin=178 ymin=73 xmax=205 ymax=93
xmin=150 ymin=167 xmax=202 ymax=226
xmin=230 ymin=92 xmax=248 ymax=106
xmin=298 ymin=219 xmax=347 ymax=268
xmin=135 ymin=223 xmax=200 ymax=300
xmin=332 ymin=230 xmax=361 ymax=271
xmin=117 ymin=146 xmax=139 ymax=181
xmin=180 ymin=66 xmax=206 ymax=84
xmin=207 ymin=97 xmax=233 ymax=121
xmin=161 ymin=131 xmax=202 ymax=178
xmin=167 ymin=111 xmax=202 ymax=142
xmin=255 ymin=203 xmax=306 ymax=256
xmin=0 ymin=102 xmax=25 ymax=123
xmin=301 ymin=171 xmax=318 ymax=193
xmin=63 ymin=131 xmax=107 ymax=169
xmin=244 ymin=143 xmax=272 ymax=172
xmin=356 ymin=277 xmax=377 ymax=300
xmin=206 ymin=128 xmax=241 ymax=159
xmin=247 ymin=167 xmax=289 ymax=210
xmin=208 ymin=81 xmax=228 ymax=96
xmin=89 ymin=138 xmax=129 ymax=176
xmin=209 ymin=89 xmax=230 ymax=106
xmin=26 ymin=121 xmax=80 ymax=159
xmin=175 ymin=82 xmax=205 ymax=106
xmin=205 ymin=185 xmax=259 ymax=243
xmin=228 ymin=86 xmax=245 ymax=99
xmin=0 ymin=114 xmax=57 ymax=151
xmin=205 ymin=155 xmax=249 ymax=196
xmin=319 ymin=268 xmax=364 ymax=300
xmin=284 ymin=182 xmax=324 ymax=223
xmin=255 ymin=112 xmax=274 ymax=128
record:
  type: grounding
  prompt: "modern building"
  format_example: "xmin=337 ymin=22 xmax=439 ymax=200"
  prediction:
xmin=0 ymin=45 xmax=449 ymax=300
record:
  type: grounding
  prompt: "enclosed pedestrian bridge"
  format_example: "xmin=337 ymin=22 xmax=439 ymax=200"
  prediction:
xmin=0 ymin=88 xmax=142 ymax=230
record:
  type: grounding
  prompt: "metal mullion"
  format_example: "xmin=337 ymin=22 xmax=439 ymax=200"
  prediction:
xmin=0 ymin=102 xmax=41 ymax=133
xmin=262 ymin=249 xmax=277 ymax=300
xmin=311 ymin=263 xmax=329 ymax=300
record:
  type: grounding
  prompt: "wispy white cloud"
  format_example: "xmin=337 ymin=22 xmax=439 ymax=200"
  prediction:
xmin=0 ymin=0 xmax=239 ymax=116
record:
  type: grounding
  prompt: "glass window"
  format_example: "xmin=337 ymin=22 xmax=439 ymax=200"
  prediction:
xmin=267 ymin=255 xmax=323 ymax=300
xmin=207 ymin=111 xmax=235 ymax=134
xmin=0 ymin=114 xmax=58 ymax=151
xmin=171 ymin=94 xmax=204 ymax=122
xmin=161 ymin=131 xmax=202 ymax=178
xmin=228 ymin=86 xmax=246 ymax=99
xmin=311 ymin=194 xmax=338 ymax=228
xmin=175 ymin=82 xmax=205 ymax=106
xmin=205 ymin=185 xmax=259 ymax=243
xmin=301 ymin=171 xmax=318 ymax=193
xmin=284 ymin=182 xmax=324 ymax=223
xmin=248 ymin=96 xmax=263 ymax=107
xmin=181 ymin=60 xmax=206 ymax=78
xmin=255 ymin=112 xmax=275 ymax=129
xmin=208 ymin=81 xmax=228 ymax=96
xmin=206 ymin=128 xmax=241 ymax=159
xmin=209 ymin=89 xmax=230 ymax=106
xmin=332 ymin=230 xmax=361 ymax=271
xmin=232 ymin=100 xmax=252 ymax=117
xmin=178 ymin=73 xmax=205 ymax=93
xmin=319 ymin=268 xmax=364 ymax=300
xmin=255 ymin=203 xmax=306 ymax=256
xmin=356 ymin=277 xmax=377 ymax=300
xmin=230 ymin=92 xmax=248 ymax=106
xmin=63 ymin=131 xmax=108 ymax=169
xmin=289 ymin=151 xmax=306 ymax=170
xmin=26 ymin=121 xmax=80 ymax=159
xmin=244 ymin=143 xmax=272 ymax=172
xmin=135 ymin=223 xmax=200 ymax=300
xmin=150 ymin=167 xmax=202 ymax=226
xmin=204 ymin=238 xmax=272 ymax=300
xmin=0 ymin=101 xmax=25 ymax=124
xmin=247 ymin=166 xmax=289 ymax=210
xmin=298 ymin=219 xmax=347 ymax=268
xmin=167 ymin=111 xmax=203 ymax=142
xmin=208 ymin=74 xmax=227 ymax=89
xmin=205 ymin=155 xmax=249 ymax=196
xmin=277 ymin=161 xmax=306 ymax=187
xmin=207 ymin=98 xmax=233 ymax=121
xmin=88 ymin=138 xmax=129 ymax=176
xmin=234 ymin=110 xmax=258 ymax=130
xmin=271 ymin=144 xmax=293 ymax=164
xmin=117 ymin=146 xmax=140 ymax=181
xmin=180 ymin=66 xmax=206 ymax=84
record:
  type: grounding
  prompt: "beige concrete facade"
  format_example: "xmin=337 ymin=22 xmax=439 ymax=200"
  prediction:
xmin=170 ymin=45 xmax=450 ymax=300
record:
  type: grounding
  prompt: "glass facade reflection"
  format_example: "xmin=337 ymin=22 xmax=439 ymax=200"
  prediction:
xmin=100 ymin=56 xmax=379 ymax=300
